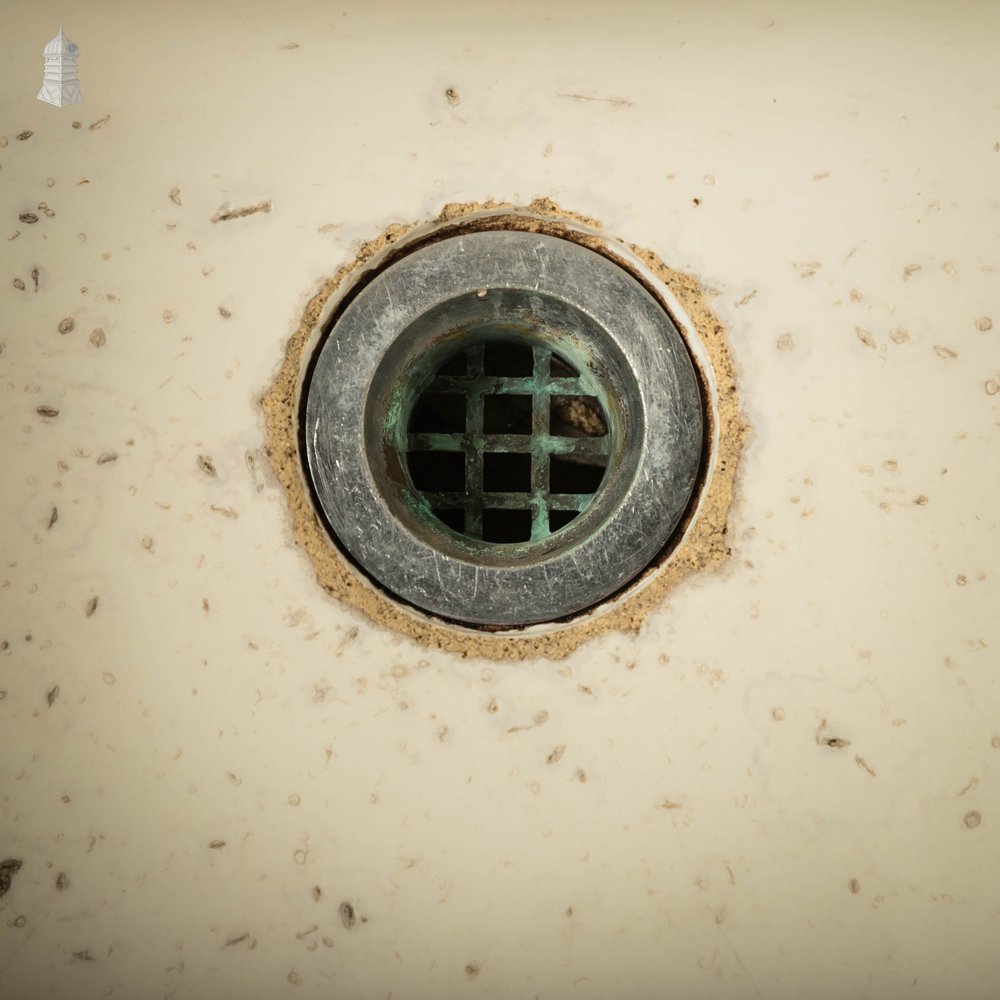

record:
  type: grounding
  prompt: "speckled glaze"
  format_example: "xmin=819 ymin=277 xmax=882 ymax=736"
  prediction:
xmin=1 ymin=2 xmax=998 ymax=999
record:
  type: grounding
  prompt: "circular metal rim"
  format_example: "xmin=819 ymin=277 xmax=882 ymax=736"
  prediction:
xmin=304 ymin=230 xmax=703 ymax=626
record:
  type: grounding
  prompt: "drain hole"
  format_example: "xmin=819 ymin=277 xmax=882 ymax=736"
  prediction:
xmin=432 ymin=508 xmax=465 ymax=533
xmin=437 ymin=353 xmax=467 ymax=376
xmin=548 ymin=509 xmax=579 ymax=532
xmin=483 ymin=508 xmax=533 ymax=543
xmin=550 ymin=396 xmax=607 ymax=438
xmin=483 ymin=452 xmax=531 ymax=493
xmin=484 ymin=394 xmax=532 ymax=434
xmin=550 ymin=455 xmax=605 ymax=494
xmin=407 ymin=450 xmax=465 ymax=492
xmin=410 ymin=393 xmax=467 ymax=433
xmin=484 ymin=341 xmax=533 ymax=376
xmin=550 ymin=353 xmax=576 ymax=378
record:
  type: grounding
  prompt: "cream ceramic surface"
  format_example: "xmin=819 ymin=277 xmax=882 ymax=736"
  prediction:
xmin=1 ymin=1 xmax=998 ymax=998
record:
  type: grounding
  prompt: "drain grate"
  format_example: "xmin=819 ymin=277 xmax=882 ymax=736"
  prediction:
xmin=406 ymin=339 xmax=609 ymax=544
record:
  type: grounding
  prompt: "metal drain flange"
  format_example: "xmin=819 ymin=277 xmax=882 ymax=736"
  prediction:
xmin=303 ymin=230 xmax=703 ymax=626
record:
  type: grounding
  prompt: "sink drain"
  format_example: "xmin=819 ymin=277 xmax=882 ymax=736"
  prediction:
xmin=303 ymin=229 xmax=704 ymax=626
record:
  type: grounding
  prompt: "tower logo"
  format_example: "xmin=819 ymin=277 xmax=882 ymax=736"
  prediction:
xmin=37 ymin=21 xmax=83 ymax=108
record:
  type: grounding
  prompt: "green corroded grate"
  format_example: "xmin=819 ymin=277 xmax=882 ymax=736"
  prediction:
xmin=405 ymin=339 xmax=610 ymax=544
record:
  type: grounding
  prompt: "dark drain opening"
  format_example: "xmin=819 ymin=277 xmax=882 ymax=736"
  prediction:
xmin=407 ymin=450 xmax=465 ymax=492
xmin=550 ymin=455 xmax=605 ymax=494
xmin=483 ymin=508 xmax=533 ymax=543
xmin=410 ymin=393 xmax=466 ymax=433
xmin=484 ymin=341 xmax=533 ymax=376
xmin=483 ymin=452 xmax=532 ymax=493
xmin=484 ymin=394 xmax=532 ymax=434
xmin=403 ymin=337 xmax=610 ymax=544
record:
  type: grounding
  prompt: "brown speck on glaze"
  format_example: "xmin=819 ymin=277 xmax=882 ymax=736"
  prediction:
xmin=889 ymin=328 xmax=910 ymax=344
xmin=776 ymin=333 xmax=795 ymax=351
xmin=88 ymin=114 xmax=111 ymax=130
xmin=46 ymin=684 xmax=60 ymax=707
xmin=85 ymin=595 xmax=100 ymax=617
xmin=338 ymin=901 xmax=357 ymax=929
xmin=957 ymin=777 xmax=979 ymax=797
xmin=36 ymin=405 xmax=59 ymax=418
xmin=855 ymin=326 xmax=876 ymax=349
xmin=855 ymin=755 xmax=877 ymax=777
xmin=211 ymin=200 xmax=272 ymax=224
xmin=445 ymin=87 xmax=461 ymax=106
xmin=197 ymin=455 xmax=218 ymax=477
xmin=976 ymin=316 xmax=993 ymax=331
xmin=0 ymin=858 xmax=22 ymax=898
xmin=816 ymin=720 xmax=850 ymax=748
xmin=55 ymin=872 xmax=69 ymax=891
xmin=849 ymin=878 xmax=861 ymax=894
xmin=964 ymin=811 xmax=982 ymax=829
xmin=547 ymin=745 xmax=566 ymax=765
xmin=89 ymin=328 xmax=107 ymax=347
xmin=794 ymin=260 xmax=821 ymax=278
xmin=97 ymin=451 xmax=118 ymax=465
xmin=218 ymin=306 xmax=232 ymax=318
xmin=57 ymin=317 xmax=75 ymax=335
xmin=168 ymin=186 xmax=182 ymax=205
xmin=208 ymin=839 xmax=226 ymax=849
xmin=464 ymin=963 xmax=481 ymax=980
